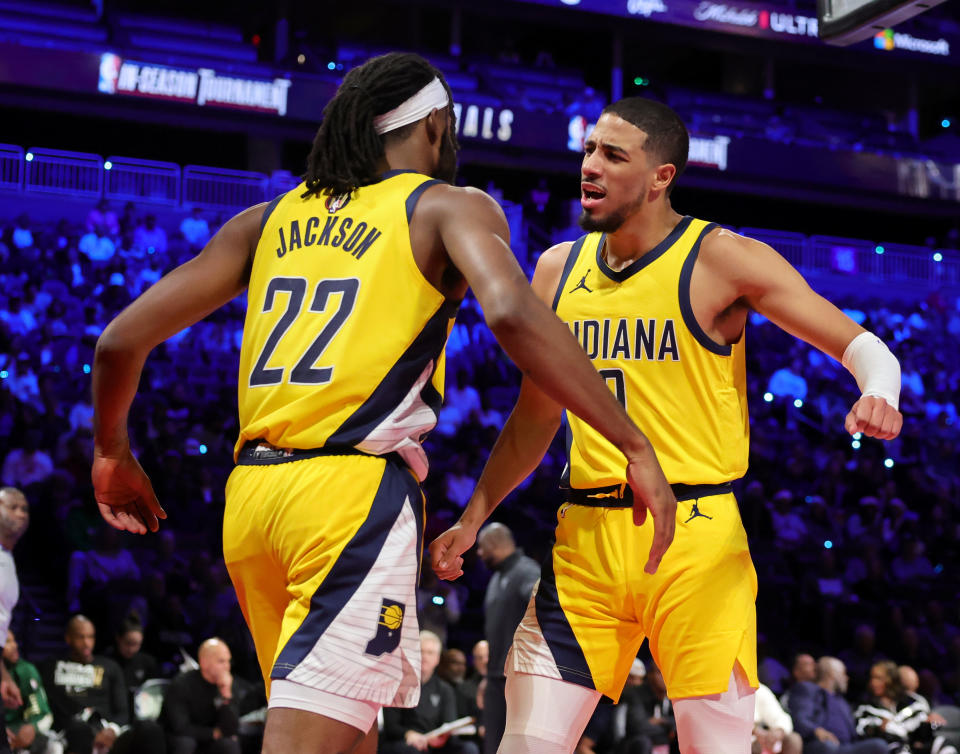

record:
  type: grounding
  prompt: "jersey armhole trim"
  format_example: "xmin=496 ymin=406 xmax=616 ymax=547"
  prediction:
xmin=259 ymin=192 xmax=286 ymax=236
xmin=678 ymin=222 xmax=731 ymax=356
xmin=551 ymin=235 xmax=588 ymax=311
xmin=405 ymin=179 xmax=444 ymax=224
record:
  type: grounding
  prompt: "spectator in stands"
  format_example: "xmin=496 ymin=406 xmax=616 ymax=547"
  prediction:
xmin=102 ymin=616 xmax=160 ymax=715
xmin=854 ymin=660 xmax=956 ymax=754
xmin=782 ymin=653 xmax=817 ymax=708
xmin=767 ymin=357 xmax=808 ymax=401
xmin=890 ymin=539 xmax=936 ymax=583
xmin=11 ymin=215 xmax=33 ymax=252
xmin=85 ymin=200 xmax=118 ymax=238
xmin=437 ymin=649 xmax=477 ymax=721
xmin=179 ymin=208 xmax=210 ymax=251
xmin=40 ymin=615 xmax=164 ymax=754
xmin=788 ymin=656 xmax=886 ymax=754
xmin=133 ymin=215 xmax=167 ymax=257
xmin=0 ymin=300 xmax=37 ymax=337
xmin=1 ymin=487 xmax=29 ymax=752
xmin=66 ymin=526 xmax=141 ymax=623
xmin=767 ymin=490 xmax=808 ymax=549
xmin=1 ymin=429 xmax=53 ymax=488
xmin=840 ymin=625 xmax=885 ymax=700
xmin=78 ymin=225 xmax=116 ymax=263
xmin=611 ymin=660 xmax=677 ymax=754
xmin=117 ymin=203 xmax=137 ymax=238
xmin=460 ymin=642 xmax=487 ymax=733
xmin=3 ymin=629 xmax=62 ymax=754
xmin=159 ymin=637 xmax=252 ymax=754
xmin=475 ymin=523 xmax=540 ymax=754
xmin=753 ymin=681 xmax=801 ymax=754
xmin=444 ymin=456 xmax=474 ymax=510
xmin=382 ymin=631 xmax=477 ymax=754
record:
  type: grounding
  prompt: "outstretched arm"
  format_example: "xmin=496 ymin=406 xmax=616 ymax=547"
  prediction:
xmin=703 ymin=229 xmax=902 ymax=440
xmin=430 ymin=226 xmax=676 ymax=578
xmin=92 ymin=203 xmax=264 ymax=533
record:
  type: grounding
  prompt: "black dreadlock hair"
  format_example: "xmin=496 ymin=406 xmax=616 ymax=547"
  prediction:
xmin=302 ymin=52 xmax=456 ymax=198
xmin=603 ymin=97 xmax=689 ymax=196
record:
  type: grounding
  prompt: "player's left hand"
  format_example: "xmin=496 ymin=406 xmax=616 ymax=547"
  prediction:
xmin=844 ymin=395 xmax=902 ymax=440
xmin=430 ymin=520 xmax=479 ymax=581
xmin=92 ymin=446 xmax=167 ymax=534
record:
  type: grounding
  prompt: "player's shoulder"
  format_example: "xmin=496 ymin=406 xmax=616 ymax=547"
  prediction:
xmin=415 ymin=182 xmax=506 ymax=220
xmin=699 ymin=225 xmax=777 ymax=274
xmin=534 ymin=240 xmax=576 ymax=276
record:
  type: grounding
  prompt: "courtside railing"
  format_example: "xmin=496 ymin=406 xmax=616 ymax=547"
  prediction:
xmin=0 ymin=143 xmax=957 ymax=289
xmin=105 ymin=156 xmax=181 ymax=206
xmin=24 ymin=147 xmax=102 ymax=198
xmin=0 ymin=143 xmax=23 ymax=191
xmin=183 ymin=165 xmax=269 ymax=211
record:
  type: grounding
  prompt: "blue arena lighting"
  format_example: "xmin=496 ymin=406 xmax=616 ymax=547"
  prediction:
xmin=431 ymin=595 xmax=445 ymax=605
xmin=852 ymin=440 xmax=861 ymax=449
xmin=763 ymin=392 xmax=773 ymax=402
xmin=942 ymin=119 xmax=952 ymax=128
xmin=199 ymin=444 xmax=208 ymax=454
xmin=104 ymin=161 xmax=112 ymax=170
xmin=884 ymin=458 xmax=894 ymax=468
xmin=874 ymin=245 xmax=884 ymax=254
xmin=853 ymin=432 xmax=862 ymax=439
xmin=0 ymin=370 xmax=7 ymax=379
xmin=933 ymin=252 xmax=943 ymax=262
xmin=824 ymin=540 xmax=833 ymax=549
xmin=793 ymin=398 xmax=803 ymax=408
xmin=327 ymin=61 xmax=336 ymax=70
xmin=83 ymin=363 xmax=91 ymax=374
xmin=25 ymin=152 xmax=33 ymax=162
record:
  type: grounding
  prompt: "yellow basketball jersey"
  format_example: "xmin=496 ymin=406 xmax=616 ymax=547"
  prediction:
xmin=553 ymin=216 xmax=749 ymax=488
xmin=235 ymin=170 xmax=456 ymax=481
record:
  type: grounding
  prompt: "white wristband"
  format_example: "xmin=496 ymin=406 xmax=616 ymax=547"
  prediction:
xmin=841 ymin=331 xmax=901 ymax=411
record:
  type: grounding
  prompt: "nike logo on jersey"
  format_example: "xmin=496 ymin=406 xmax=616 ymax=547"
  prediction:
xmin=684 ymin=501 xmax=713 ymax=523
xmin=569 ymin=271 xmax=593 ymax=294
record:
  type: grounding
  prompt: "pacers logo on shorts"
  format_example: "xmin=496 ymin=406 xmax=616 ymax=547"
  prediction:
xmin=365 ymin=598 xmax=405 ymax=656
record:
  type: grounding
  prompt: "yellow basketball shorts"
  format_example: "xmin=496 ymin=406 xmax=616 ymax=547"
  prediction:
xmin=223 ymin=451 xmax=426 ymax=708
xmin=509 ymin=490 xmax=758 ymax=702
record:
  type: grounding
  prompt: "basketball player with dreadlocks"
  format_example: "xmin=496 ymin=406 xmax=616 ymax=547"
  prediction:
xmin=431 ymin=98 xmax=903 ymax=753
xmin=90 ymin=54 xmax=676 ymax=754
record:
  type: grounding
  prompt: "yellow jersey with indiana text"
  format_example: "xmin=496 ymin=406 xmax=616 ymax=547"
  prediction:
xmin=553 ymin=216 xmax=749 ymax=488
xmin=235 ymin=170 xmax=456 ymax=480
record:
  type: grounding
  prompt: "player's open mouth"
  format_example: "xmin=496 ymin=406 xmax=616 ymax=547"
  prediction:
xmin=581 ymin=183 xmax=606 ymax=209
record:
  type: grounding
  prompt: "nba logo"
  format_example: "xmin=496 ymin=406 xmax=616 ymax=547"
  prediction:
xmin=99 ymin=53 xmax=122 ymax=94
xmin=365 ymin=598 xmax=405 ymax=656
xmin=325 ymin=193 xmax=351 ymax=213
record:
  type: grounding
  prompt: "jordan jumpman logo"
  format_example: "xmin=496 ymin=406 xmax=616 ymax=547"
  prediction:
xmin=569 ymin=270 xmax=593 ymax=293
xmin=684 ymin=501 xmax=713 ymax=523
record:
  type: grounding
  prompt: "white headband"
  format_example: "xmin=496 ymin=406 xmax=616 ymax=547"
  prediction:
xmin=372 ymin=77 xmax=449 ymax=135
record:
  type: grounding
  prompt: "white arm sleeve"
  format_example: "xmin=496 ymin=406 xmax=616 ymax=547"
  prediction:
xmin=841 ymin=331 xmax=901 ymax=410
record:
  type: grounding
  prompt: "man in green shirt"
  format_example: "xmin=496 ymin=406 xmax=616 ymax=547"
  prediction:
xmin=3 ymin=629 xmax=61 ymax=754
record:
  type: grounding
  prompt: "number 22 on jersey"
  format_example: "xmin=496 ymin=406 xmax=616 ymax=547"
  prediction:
xmin=248 ymin=276 xmax=360 ymax=388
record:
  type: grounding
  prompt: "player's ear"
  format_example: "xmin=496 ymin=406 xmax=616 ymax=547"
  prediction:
xmin=653 ymin=163 xmax=677 ymax=193
xmin=424 ymin=108 xmax=444 ymax=146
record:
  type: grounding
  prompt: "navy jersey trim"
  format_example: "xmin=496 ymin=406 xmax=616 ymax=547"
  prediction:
xmin=405 ymin=179 xmax=444 ymax=224
xmin=271 ymin=458 xmax=421 ymax=677
xmin=259 ymin=192 xmax=286 ymax=236
xmin=596 ymin=215 xmax=694 ymax=283
xmin=559 ymin=411 xmax=572 ymax=487
xmin=534 ymin=543 xmax=596 ymax=688
xmin=551 ymin=235 xmax=588 ymax=311
xmin=678 ymin=222 xmax=730 ymax=356
xmin=382 ymin=168 xmax=425 ymax=180
xmin=327 ymin=298 xmax=460 ymax=447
